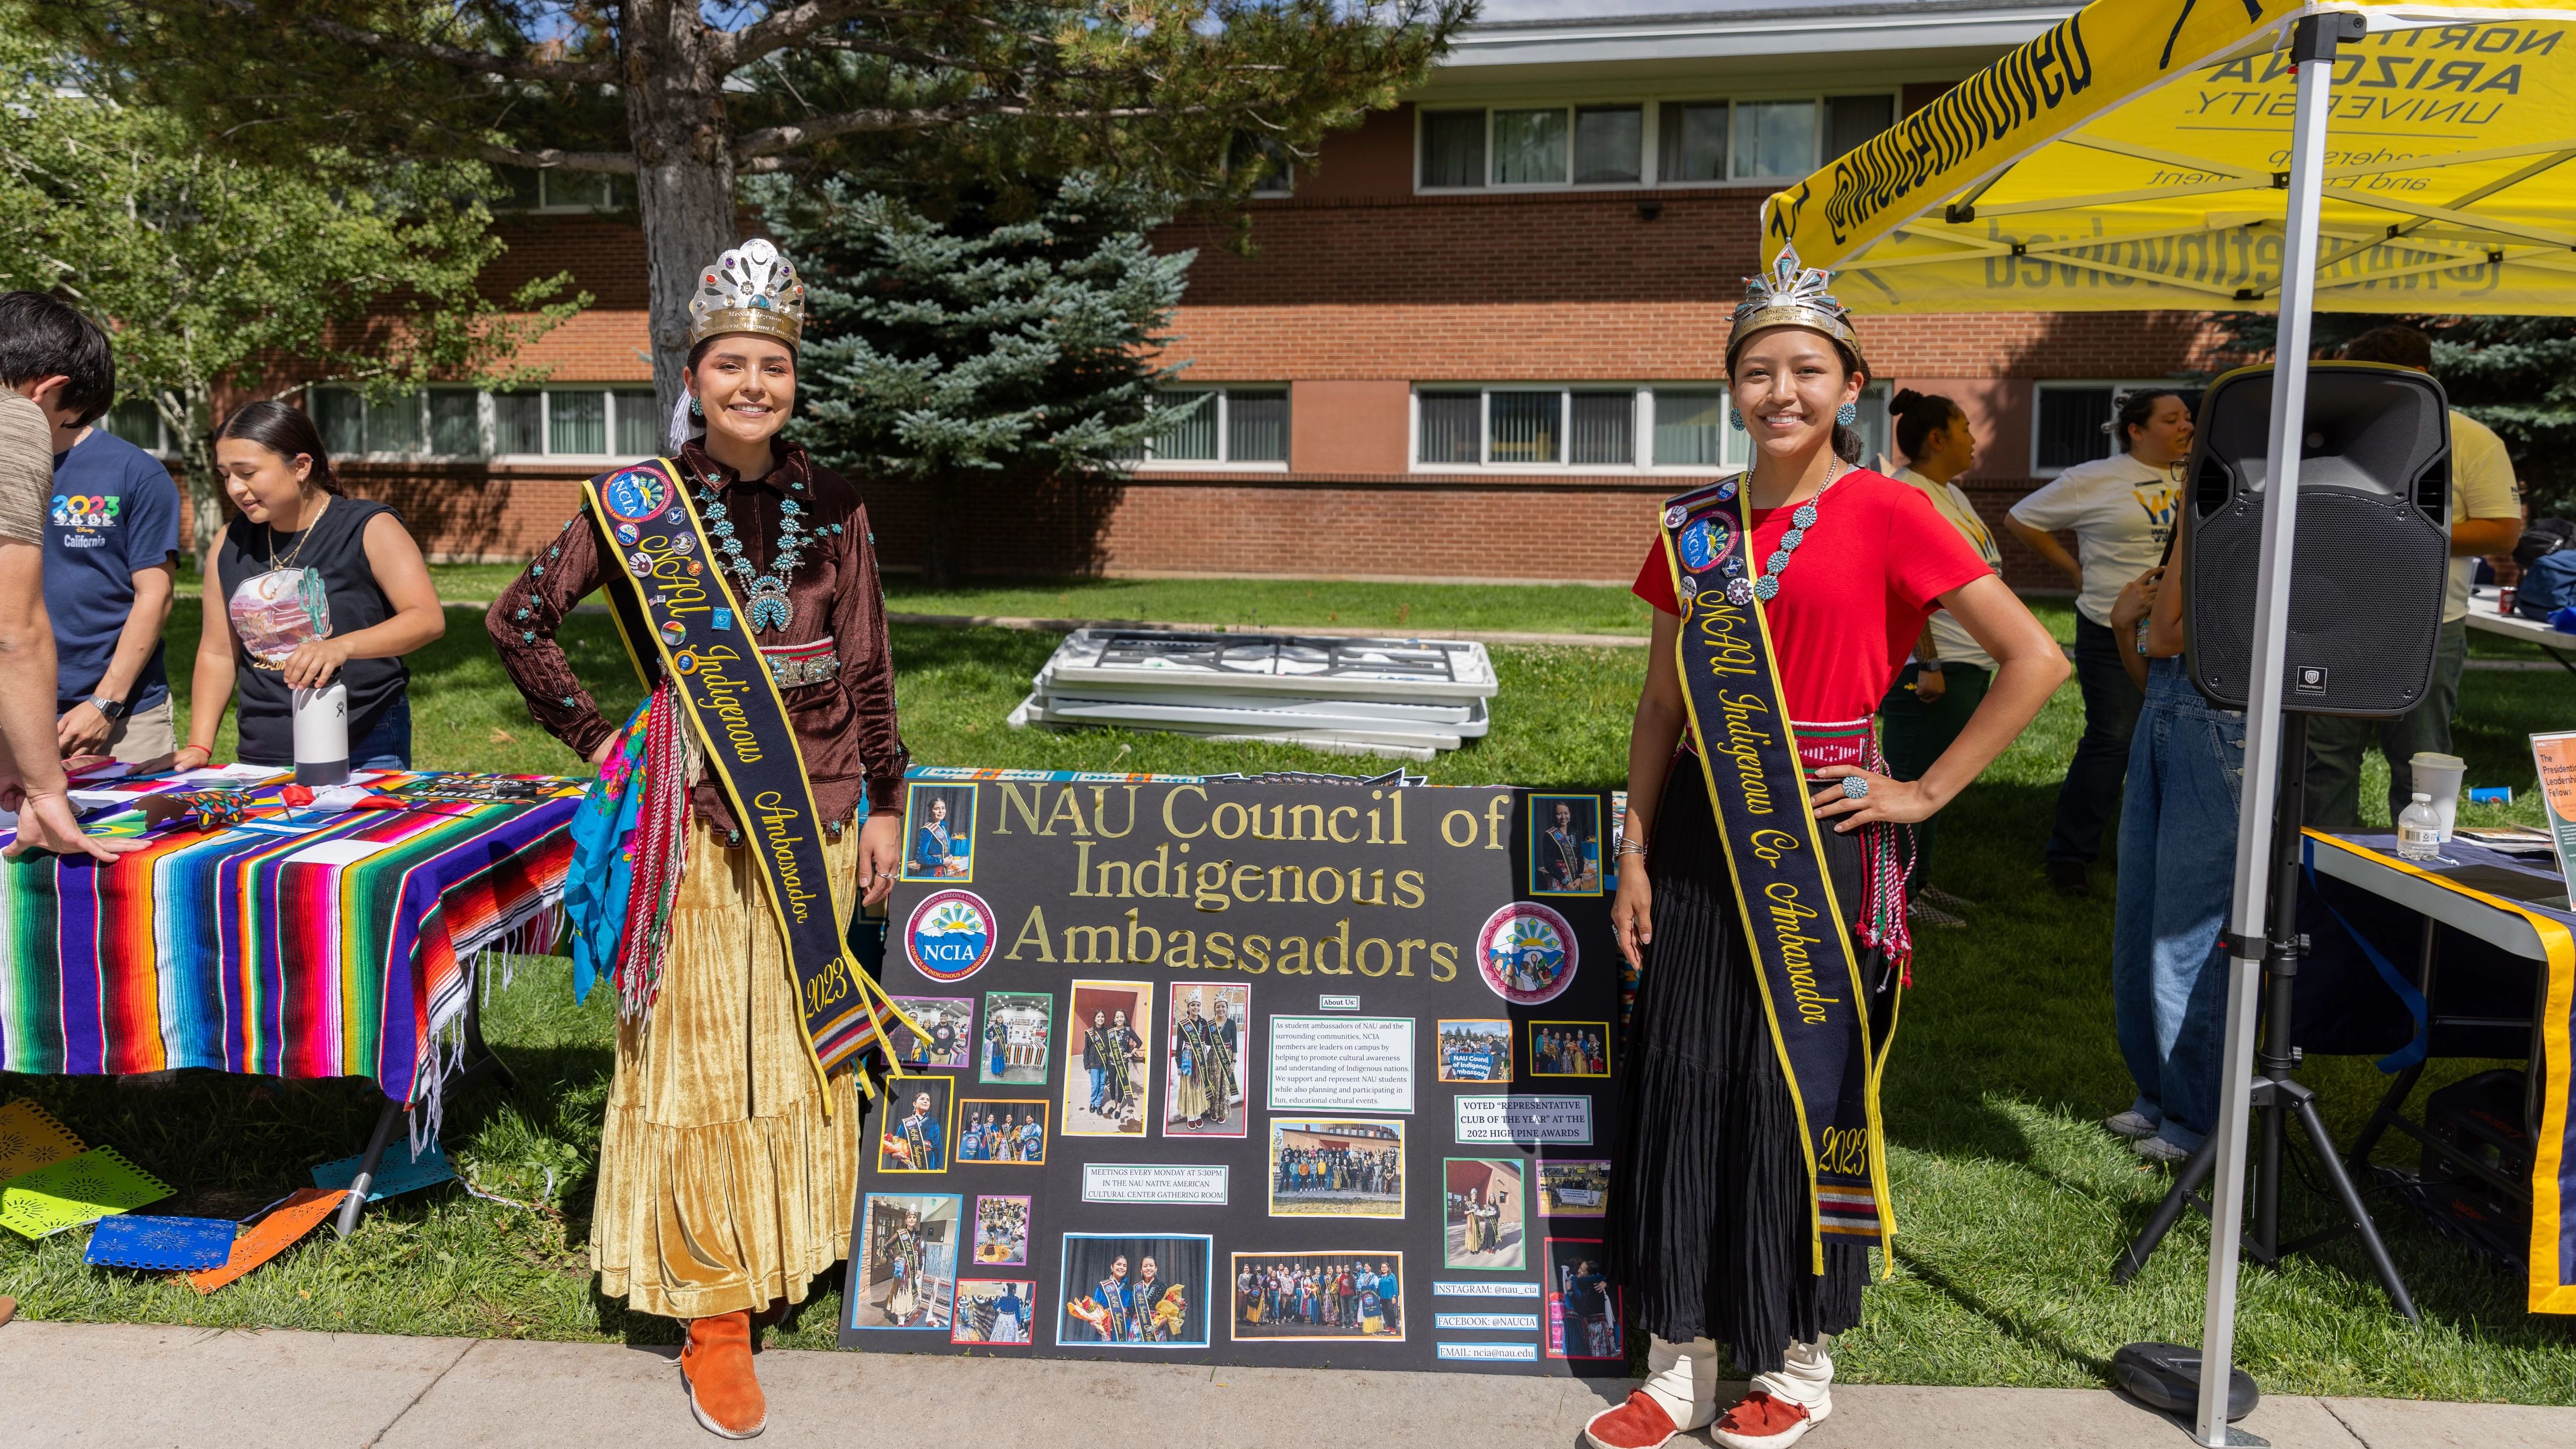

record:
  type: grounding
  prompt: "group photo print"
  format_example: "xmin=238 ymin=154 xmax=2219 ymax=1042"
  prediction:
xmin=1267 ymin=1119 xmax=1406 ymax=1219
xmin=980 ymin=990 xmax=1054 ymax=1086
xmin=1057 ymin=1234 xmax=1212 ymax=1349
xmin=1162 ymin=983 xmax=1249 ymax=1138
xmin=1062 ymin=980 xmax=1152 ymax=1137
xmin=1230 ymin=1253 xmax=1406 ymax=1342
xmin=957 ymin=1100 xmax=1050 ymax=1165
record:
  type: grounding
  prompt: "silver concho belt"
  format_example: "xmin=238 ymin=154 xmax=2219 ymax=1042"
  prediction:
xmin=760 ymin=636 xmax=842 ymax=688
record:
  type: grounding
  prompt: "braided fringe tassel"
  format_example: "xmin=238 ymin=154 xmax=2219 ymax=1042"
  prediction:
xmin=1850 ymin=736 xmax=1915 ymax=982
xmin=612 ymin=679 xmax=696 ymax=1022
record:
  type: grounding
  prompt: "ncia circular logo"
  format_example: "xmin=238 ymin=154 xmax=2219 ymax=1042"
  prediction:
xmin=906 ymin=888 xmax=997 ymax=983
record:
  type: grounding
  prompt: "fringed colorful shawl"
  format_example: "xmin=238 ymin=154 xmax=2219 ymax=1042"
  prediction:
xmin=564 ymin=681 xmax=695 ymax=1021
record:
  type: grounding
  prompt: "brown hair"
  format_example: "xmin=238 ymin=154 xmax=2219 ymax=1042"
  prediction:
xmin=2340 ymin=325 xmax=2434 ymax=371
xmin=215 ymin=398 xmax=344 ymax=495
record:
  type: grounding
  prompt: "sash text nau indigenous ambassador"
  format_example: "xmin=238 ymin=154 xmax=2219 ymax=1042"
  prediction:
xmin=490 ymin=238 xmax=907 ymax=1440
xmin=1592 ymin=251 xmax=2065 ymax=1449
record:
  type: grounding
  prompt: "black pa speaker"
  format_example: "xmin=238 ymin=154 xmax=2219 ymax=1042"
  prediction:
xmin=2184 ymin=363 xmax=2452 ymax=716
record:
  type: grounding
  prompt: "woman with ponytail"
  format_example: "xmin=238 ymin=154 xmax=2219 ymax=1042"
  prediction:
xmin=1590 ymin=255 xmax=2065 ymax=1449
xmin=1877 ymin=389 xmax=2005 ymax=923
xmin=176 ymin=399 xmax=443 ymax=772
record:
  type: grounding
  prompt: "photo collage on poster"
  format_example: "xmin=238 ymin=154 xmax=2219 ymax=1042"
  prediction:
xmin=843 ymin=776 xmax=1625 ymax=1374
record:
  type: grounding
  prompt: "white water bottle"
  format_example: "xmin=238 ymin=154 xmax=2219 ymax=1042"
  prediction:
xmin=2395 ymin=792 xmax=2442 ymax=862
xmin=291 ymin=681 xmax=350 ymax=787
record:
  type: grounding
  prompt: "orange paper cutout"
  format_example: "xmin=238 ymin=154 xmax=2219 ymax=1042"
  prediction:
xmin=0 ymin=1099 xmax=85 ymax=1181
xmin=188 ymin=1188 xmax=348 ymax=1295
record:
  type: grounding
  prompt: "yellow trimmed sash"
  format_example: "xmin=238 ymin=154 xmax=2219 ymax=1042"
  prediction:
xmin=1660 ymin=476 xmax=1896 ymax=1272
xmin=584 ymin=458 xmax=921 ymax=1092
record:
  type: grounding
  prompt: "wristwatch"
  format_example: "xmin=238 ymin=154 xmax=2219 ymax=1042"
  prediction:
xmin=87 ymin=695 xmax=128 ymax=720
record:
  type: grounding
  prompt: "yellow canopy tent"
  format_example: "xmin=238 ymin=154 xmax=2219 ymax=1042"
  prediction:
xmin=1759 ymin=5 xmax=2576 ymax=1442
xmin=1765 ymin=1 xmax=2576 ymax=314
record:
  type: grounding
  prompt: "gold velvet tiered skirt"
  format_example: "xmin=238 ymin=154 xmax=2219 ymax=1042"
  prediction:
xmin=592 ymin=817 xmax=863 ymax=1321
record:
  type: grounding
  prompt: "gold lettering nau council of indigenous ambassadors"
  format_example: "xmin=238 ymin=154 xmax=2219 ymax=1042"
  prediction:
xmin=980 ymin=782 xmax=1533 ymax=986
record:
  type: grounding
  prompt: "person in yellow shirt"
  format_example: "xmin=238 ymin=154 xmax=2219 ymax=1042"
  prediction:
xmin=2304 ymin=326 xmax=2524 ymax=827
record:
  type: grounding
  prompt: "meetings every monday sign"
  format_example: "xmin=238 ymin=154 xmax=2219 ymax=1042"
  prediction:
xmin=838 ymin=769 xmax=1629 ymax=1376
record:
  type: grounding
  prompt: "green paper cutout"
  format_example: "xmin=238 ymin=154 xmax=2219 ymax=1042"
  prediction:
xmin=0 ymin=1146 xmax=173 ymax=1238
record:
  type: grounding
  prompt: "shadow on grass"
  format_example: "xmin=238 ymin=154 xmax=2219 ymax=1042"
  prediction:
xmin=1892 ymin=1242 xmax=2119 ymax=1380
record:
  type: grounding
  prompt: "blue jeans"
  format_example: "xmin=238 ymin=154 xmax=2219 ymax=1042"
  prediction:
xmin=2048 ymin=616 xmax=2146 ymax=865
xmin=351 ymin=694 xmax=413 ymax=771
xmin=2110 ymin=657 xmax=2245 ymax=1151
xmin=1088 ymin=1067 xmax=1105 ymax=1113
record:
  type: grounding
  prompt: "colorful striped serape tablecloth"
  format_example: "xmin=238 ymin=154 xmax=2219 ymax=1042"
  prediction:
xmin=0 ymin=771 xmax=581 ymax=1109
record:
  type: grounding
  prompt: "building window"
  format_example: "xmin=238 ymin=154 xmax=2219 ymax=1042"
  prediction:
xmin=2033 ymin=382 xmax=2185 ymax=474
xmin=104 ymin=399 xmax=174 ymax=457
xmin=1733 ymin=101 xmax=1817 ymax=182
xmin=1492 ymin=110 xmax=1569 ymax=185
xmin=307 ymin=385 xmax=664 ymax=460
xmin=1658 ymin=104 xmax=1728 ymax=184
xmin=499 ymin=167 xmax=638 ymax=212
xmin=1230 ymin=134 xmax=1295 ymax=197
xmin=1132 ymin=387 xmax=1291 ymax=466
xmin=1420 ymin=110 xmax=1485 ymax=189
xmin=1416 ymin=386 xmax=1760 ymax=470
xmin=1419 ymin=95 xmax=1892 ymax=192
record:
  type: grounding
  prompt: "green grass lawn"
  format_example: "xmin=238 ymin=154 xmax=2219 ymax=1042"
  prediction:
xmin=5 ymin=583 xmax=2574 ymax=1400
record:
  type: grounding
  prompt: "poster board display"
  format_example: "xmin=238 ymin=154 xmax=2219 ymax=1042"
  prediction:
xmin=841 ymin=769 xmax=1625 ymax=1376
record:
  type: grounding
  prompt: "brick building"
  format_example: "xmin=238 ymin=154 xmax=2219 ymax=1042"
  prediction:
xmin=116 ymin=0 xmax=2233 ymax=586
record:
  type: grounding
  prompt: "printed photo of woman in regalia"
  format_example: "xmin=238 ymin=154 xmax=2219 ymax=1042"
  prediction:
xmin=1162 ymin=984 xmax=1249 ymax=1139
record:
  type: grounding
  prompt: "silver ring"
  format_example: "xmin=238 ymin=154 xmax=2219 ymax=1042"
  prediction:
xmin=1841 ymin=776 xmax=1870 ymax=800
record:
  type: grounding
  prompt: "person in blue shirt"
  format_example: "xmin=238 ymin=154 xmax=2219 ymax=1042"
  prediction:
xmin=45 ymin=377 xmax=180 ymax=769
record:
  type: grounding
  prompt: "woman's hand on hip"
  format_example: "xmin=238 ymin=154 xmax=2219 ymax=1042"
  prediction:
xmin=1810 ymin=766 xmax=1941 ymax=828
xmin=1611 ymin=870 xmax=1652 ymax=970
xmin=858 ymin=812 xmax=902 ymax=907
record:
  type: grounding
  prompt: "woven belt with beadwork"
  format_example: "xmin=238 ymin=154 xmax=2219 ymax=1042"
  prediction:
xmin=759 ymin=636 xmax=842 ymax=688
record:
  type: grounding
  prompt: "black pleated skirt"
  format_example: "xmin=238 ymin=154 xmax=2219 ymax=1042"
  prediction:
xmin=1608 ymin=759 xmax=1891 ymax=1374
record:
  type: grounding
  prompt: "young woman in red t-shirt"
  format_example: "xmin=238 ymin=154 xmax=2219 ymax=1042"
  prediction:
xmin=1587 ymin=257 xmax=2068 ymax=1449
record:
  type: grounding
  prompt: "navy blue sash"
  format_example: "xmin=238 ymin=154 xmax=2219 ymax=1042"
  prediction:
xmin=1659 ymin=477 xmax=1894 ymax=1269
xmin=584 ymin=458 xmax=915 ymax=1082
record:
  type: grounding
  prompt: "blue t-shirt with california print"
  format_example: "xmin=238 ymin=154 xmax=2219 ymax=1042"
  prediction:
xmin=48 ymin=428 xmax=182 ymax=710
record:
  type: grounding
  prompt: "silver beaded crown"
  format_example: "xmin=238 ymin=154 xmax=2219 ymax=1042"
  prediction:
xmin=1727 ymin=245 xmax=1864 ymax=369
xmin=688 ymin=238 xmax=806 ymax=349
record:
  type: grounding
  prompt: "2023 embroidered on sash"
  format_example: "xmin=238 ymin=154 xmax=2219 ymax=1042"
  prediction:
xmin=1662 ymin=479 xmax=1894 ymax=1270
xmin=583 ymin=458 xmax=905 ymax=1078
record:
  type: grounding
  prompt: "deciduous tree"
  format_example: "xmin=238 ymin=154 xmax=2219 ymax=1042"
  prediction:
xmin=44 ymin=0 xmax=1469 ymax=412
xmin=0 ymin=16 xmax=582 ymax=549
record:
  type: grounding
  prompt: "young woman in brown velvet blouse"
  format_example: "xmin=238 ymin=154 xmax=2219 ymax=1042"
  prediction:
xmin=488 ymin=239 xmax=904 ymax=1441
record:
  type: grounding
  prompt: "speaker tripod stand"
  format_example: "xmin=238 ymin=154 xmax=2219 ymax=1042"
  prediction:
xmin=2112 ymin=711 xmax=2421 ymax=1324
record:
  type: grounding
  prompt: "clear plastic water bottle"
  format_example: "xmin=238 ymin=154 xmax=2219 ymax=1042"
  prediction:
xmin=2395 ymin=792 xmax=2443 ymax=861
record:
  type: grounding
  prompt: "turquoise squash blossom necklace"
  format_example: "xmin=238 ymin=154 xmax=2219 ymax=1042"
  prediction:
xmin=688 ymin=464 xmax=844 ymax=634
xmin=1727 ymin=457 xmax=1847 ymax=607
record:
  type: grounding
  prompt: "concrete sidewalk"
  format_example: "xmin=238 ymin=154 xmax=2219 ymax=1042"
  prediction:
xmin=6 ymin=1321 xmax=2569 ymax=1449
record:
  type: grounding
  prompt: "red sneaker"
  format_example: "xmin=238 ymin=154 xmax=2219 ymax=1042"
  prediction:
xmin=1584 ymin=1390 xmax=1682 ymax=1449
xmin=1710 ymin=1390 xmax=1829 ymax=1449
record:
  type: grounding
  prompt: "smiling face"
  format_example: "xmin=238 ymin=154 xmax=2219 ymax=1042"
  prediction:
xmin=929 ymin=797 xmax=947 ymax=823
xmin=685 ymin=334 xmax=797 ymax=449
xmin=214 ymin=437 xmax=318 ymax=526
xmin=912 ymin=1092 xmax=933 ymax=1116
xmin=1554 ymin=803 xmax=1572 ymax=828
xmin=1729 ymin=325 xmax=1863 ymax=464
xmin=1139 ymin=1256 xmax=1158 ymax=1283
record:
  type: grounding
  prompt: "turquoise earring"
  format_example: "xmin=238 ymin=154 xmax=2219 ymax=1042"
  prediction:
xmin=1728 ymin=408 xmax=1745 ymax=431
xmin=1836 ymin=400 xmax=1859 ymax=426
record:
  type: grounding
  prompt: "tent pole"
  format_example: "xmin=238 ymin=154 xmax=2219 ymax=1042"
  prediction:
xmin=2193 ymin=13 xmax=2360 ymax=1447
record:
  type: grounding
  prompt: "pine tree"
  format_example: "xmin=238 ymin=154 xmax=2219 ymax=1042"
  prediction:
xmin=764 ymin=175 xmax=1193 ymax=584
xmin=2214 ymin=311 xmax=2576 ymax=515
